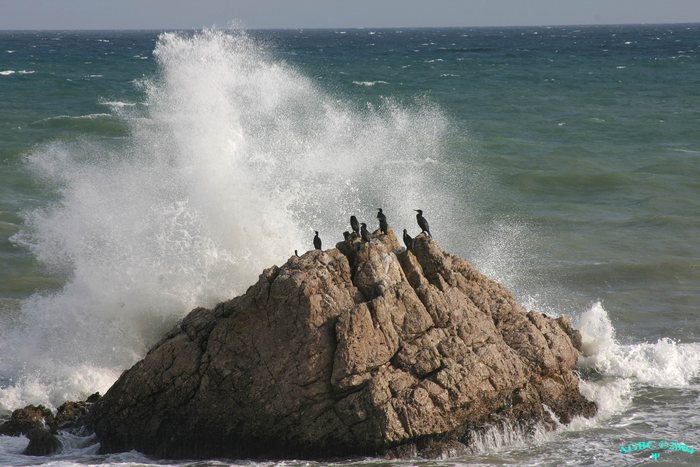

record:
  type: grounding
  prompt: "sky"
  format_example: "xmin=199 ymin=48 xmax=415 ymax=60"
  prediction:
xmin=1 ymin=0 xmax=700 ymax=30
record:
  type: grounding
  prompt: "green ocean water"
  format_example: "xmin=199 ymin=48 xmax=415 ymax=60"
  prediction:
xmin=0 ymin=25 xmax=699 ymax=465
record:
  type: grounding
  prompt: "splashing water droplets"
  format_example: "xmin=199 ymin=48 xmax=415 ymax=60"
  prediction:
xmin=0 ymin=29 xmax=451 ymax=410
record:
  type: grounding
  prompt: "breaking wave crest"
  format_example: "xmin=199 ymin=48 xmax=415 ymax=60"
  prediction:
xmin=578 ymin=302 xmax=700 ymax=388
xmin=0 ymin=29 xmax=451 ymax=411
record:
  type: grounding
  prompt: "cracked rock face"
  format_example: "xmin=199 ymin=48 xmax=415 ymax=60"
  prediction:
xmin=91 ymin=231 xmax=596 ymax=459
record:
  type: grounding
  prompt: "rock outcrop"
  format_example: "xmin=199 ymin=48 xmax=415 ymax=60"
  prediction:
xmin=0 ymin=405 xmax=56 ymax=437
xmin=0 ymin=393 xmax=99 ymax=456
xmin=91 ymin=231 xmax=595 ymax=459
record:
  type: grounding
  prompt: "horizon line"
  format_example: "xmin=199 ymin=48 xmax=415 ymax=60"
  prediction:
xmin=1 ymin=21 xmax=699 ymax=32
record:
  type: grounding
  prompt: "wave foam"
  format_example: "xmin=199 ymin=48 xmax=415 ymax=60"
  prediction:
xmin=578 ymin=302 xmax=700 ymax=387
xmin=98 ymin=100 xmax=137 ymax=108
xmin=352 ymin=80 xmax=389 ymax=86
xmin=32 ymin=113 xmax=114 ymax=124
xmin=467 ymin=420 xmax=551 ymax=454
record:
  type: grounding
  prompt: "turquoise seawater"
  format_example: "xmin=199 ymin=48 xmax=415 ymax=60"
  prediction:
xmin=0 ymin=25 xmax=699 ymax=465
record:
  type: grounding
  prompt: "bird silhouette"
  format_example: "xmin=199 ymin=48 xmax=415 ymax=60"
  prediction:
xmin=360 ymin=223 xmax=371 ymax=243
xmin=415 ymin=209 xmax=431 ymax=237
xmin=402 ymin=229 xmax=413 ymax=251
xmin=377 ymin=208 xmax=388 ymax=234
xmin=350 ymin=215 xmax=360 ymax=234
xmin=313 ymin=231 xmax=322 ymax=250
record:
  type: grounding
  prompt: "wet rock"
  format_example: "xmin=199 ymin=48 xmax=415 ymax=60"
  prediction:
xmin=24 ymin=426 xmax=62 ymax=456
xmin=55 ymin=401 xmax=89 ymax=429
xmin=0 ymin=405 xmax=55 ymax=437
xmin=91 ymin=230 xmax=596 ymax=459
xmin=0 ymin=394 xmax=102 ymax=457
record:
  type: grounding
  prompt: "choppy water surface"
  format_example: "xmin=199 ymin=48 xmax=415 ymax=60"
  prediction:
xmin=0 ymin=25 xmax=699 ymax=466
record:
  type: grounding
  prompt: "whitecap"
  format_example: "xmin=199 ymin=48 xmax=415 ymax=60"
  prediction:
xmin=99 ymin=100 xmax=137 ymax=108
xmin=32 ymin=113 xmax=114 ymax=124
xmin=0 ymin=70 xmax=15 ymax=76
xmin=352 ymin=80 xmax=389 ymax=86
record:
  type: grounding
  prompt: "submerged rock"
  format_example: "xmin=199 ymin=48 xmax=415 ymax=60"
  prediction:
xmin=91 ymin=231 xmax=595 ymax=459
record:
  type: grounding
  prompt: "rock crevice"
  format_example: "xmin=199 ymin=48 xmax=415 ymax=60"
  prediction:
xmin=91 ymin=230 xmax=595 ymax=459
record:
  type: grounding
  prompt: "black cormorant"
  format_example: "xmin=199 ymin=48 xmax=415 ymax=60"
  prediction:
xmin=360 ymin=223 xmax=371 ymax=243
xmin=294 ymin=249 xmax=299 ymax=257
xmin=402 ymin=229 xmax=413 ymax=251
xmin=377 ymin=208 xmax=388 ymax=234
xmin=343 ymin=231 xmax=351 ymax=241
xmin=313 ymin=231 xmax=322 ymax=250
xmin=414 ymin=209 xmax=431 ymax=237
xmin=350 ymin=215 xmax=360 ymax=234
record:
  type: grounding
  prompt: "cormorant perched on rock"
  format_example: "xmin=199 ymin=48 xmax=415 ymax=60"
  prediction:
xmin=377 ymin=208 xmax=388 ymax=234
xmin=294 ymin=250 xmax=299 ymax=257
xmin=350 ymin=216 xmax=360 ymax=234
xmin=415 ymin=209 xmax=431 ymax=237
xmin=403 ymin=229 xmax=413 ymax=251
xmin=343 ymin=231 xmax=351 ymax=241
xmin=313 ymin=231 xmax=322 ymax=250
xmin=360 ymin=223 xmax=371 ymax=243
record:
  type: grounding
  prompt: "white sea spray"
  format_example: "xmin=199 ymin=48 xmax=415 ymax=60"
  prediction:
xmin=0 ymin=29 xmax=452 ymax=411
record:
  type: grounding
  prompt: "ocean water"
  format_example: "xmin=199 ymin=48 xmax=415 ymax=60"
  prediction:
xmin=0 ymin=25 xmax=699 ymax=466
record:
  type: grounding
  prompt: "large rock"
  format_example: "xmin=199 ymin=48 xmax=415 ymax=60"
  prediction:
xmin=91 ymin=231 xmax=595 ymax=459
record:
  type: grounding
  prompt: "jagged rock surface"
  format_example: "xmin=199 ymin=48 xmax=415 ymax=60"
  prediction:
xmin=0 ymin=405 xmax=56 ymax=437
xmin=91 ymin=232 xmax=595 ymax=459
xmin=0 ymin=394 xmax=100 ymax=456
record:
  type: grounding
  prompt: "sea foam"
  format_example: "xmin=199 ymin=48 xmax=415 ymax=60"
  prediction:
xmin=578 ymin=302 xmax=700 ymax=387
xmin=570 ymin=301 xmax=700 ymax=429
